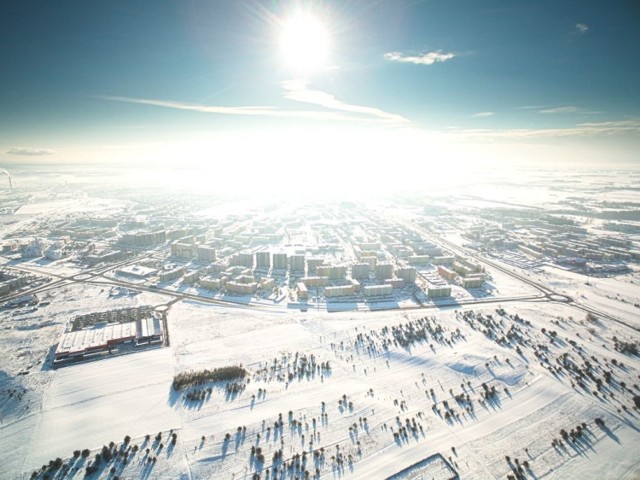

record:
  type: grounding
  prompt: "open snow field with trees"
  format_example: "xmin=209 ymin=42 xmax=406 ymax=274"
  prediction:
xmin=1 ymin=298 xmax=638 ymax=479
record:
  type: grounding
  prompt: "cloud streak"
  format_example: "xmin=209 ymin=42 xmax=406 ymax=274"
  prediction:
xmin=280 ymin=80 xmax=409 ymax=124
xmin=383 ymin=50 xmax=455 ymax=65
xmin=7 ymin=147 xmax=54 ymax=156
xmin=101 ymin=87 xmax=409 ymax=126
xmin=538 ymin=106 xmax=579 ymax=114
xmin=448 ymin=119 xmax=640 ymax=140
xmin=472 ymin=112 xmax=495 ymax=117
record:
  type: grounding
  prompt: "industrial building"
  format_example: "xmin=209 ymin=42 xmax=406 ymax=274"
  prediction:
xmin=54 ymin=309 xmax=163 ymax=364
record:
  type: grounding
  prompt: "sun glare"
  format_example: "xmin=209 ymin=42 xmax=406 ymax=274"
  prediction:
xmin=280 ymin=12 xmax=329 ymax=74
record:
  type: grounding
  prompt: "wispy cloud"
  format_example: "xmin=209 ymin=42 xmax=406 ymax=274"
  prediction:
xmin=471 ymin=112 xmax=495 ymax=118
xmin=100 ymin=93 xmax=408 ymax=126
xmin=538 ymin=106 xmax=579 ymax=114
xmin=448 ymin=119 xmax=640 ymax=140
xmin=574 ymin=23 xmax=589 ymax=35
xmin=7 ymin=147 xmax=54 ymax=156
xmin=280 ymin=80 xmax=409 ymax=124
xmin=383 ymin=50 xmax=455 ymax=65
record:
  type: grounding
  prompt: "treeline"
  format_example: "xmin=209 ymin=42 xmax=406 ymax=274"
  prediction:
xmin=172 ymin=365 xmax=247 ymax=391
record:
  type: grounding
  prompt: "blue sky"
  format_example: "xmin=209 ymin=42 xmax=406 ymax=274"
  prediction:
xmin=1 ymin=0 xmax=639 ymax=170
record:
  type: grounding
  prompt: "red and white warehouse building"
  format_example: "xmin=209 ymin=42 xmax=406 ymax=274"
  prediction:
xmin=54 ymin=316 xmax=162 ymax=363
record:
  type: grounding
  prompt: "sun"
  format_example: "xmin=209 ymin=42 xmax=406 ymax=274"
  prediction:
xmin=279 ymin=12 xmax=330 ymax=75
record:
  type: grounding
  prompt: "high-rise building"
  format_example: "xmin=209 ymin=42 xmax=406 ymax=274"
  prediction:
xmin=351 ymin=263 xmax=370 ymax=280
xmin=255 ymin=251 xmax=271 ymax=269
xmin=230 ymin=252 xmax=254 ymax=268
xmin=316 ymin=265 xmax=347 ymax=279
xmin=289 ymin=254 xmax=305 ymax=272
xmin=375 ymin=262 xmax=394 ymax=280
xmin=272 ymin=253 xmax=288 ymax=270
xmin=197 ymin=246 xmax=217 ymax=263
xmin=396 ymin=267 xmax=417 ymax=283
xmin=306 ymin=258 xmax=324 ymax=274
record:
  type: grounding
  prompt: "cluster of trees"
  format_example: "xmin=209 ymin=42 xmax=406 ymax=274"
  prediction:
xmin=172 ymin=365 xmax=247 ymax=391
xmin=505 ymin=455 xmax=530 ymax=480
xmin=31 ymin=434 xmax=147 ymax=479
xmin=337 ymin=394 xmax=354 ymax=411
xmin=225 ymin=381 xmax=246 ymax=395
xmin=30 ymin=457 xmax=65 ymax=479
xmin=612 ymin=336 xmax=638 ymax=355
xmin=392 ymin=415 xmax=423 ymax=440
xmin=382 ymin=316 xmax=448 ymax=351
xmin=260 ymin=446 xmax=326 ymax=479
xmin=250 ymin=445 xmax=265 ymax=464
xmin=552 ymin=421 xmax=594 ymax=450
xmin=461 ymin=310 xmax=530 ymax=350
xmin=185 ymin=387 xmax=212 ymax=402
xmin=1 ymin=387 xmax=27 ymax=401
xmin=259 ymin=352 xmax=331 ymax=385
xmin=560 ymin=422 xmax=588 ymax=443
xmin=480 ymin=382 xmax=498 ymax=401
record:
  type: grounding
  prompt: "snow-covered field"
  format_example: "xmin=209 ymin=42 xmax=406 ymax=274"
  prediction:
xmin=0 ymin=165 xmax=639 ymax=479
xmin=1 ymin=297 xmax=638 ymax=480
xmin=540 ymin=266 xmax=640 ymax=329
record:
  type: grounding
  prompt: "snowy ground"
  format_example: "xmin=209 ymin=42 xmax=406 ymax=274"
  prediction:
xmin=0 ymin=297 xmax=637 ymax=480
xmin=539 ymin=266 xmax=640 ymax=329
